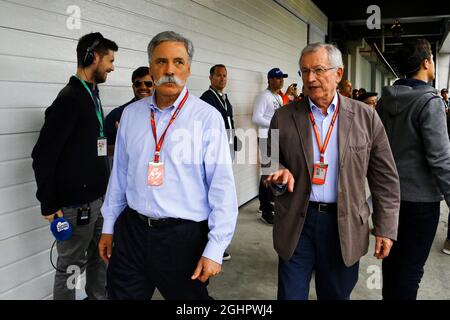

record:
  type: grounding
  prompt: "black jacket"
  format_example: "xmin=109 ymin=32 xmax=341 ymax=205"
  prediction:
xmin=104 ymin=97 xmax=136 ymax=145
xmin=31 ymin=76 xmax=109 ymax=215
xmin=200 ymin=87 xmax=241 ymax=151
xmin=200 ymin=87 xmax=235 ymax=129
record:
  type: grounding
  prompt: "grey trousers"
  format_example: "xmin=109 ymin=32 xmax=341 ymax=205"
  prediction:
xmin=53 ymin=198 xmax=106 ymax=300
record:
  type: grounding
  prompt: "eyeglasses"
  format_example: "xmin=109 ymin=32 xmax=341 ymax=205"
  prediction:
xmin=298 ymin=67 xmax=338 ymax=77
xmin=133 ymin=80 xmax=152 ymax=87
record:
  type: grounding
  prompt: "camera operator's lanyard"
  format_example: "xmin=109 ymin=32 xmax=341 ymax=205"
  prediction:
xmin=147 ymin=90 xmax=189 ymax=186
xmin=309 ymin=101 xmax=339 ymax=185
xmin=76 ymin=76 xmax=107 ymax=156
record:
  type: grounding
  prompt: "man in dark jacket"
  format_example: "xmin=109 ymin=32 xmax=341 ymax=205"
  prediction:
xmin=200 ymin=64 xmax=237 ymax=158
xmin=377 ymin=38 xmax=450 ymax=299
xmin=104 ymin=66 xmax=153 ymax=156
xmin=200 ymin=64 xmax=236 ymax=261
xmin=31 ymin=32 xmax=118 ymax=299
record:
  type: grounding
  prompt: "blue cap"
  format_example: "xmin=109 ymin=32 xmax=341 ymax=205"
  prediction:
xmin=267 ymin=68 xmax=288 ymax=79
xmin=50 ymin=217 xmax=73 ymax=241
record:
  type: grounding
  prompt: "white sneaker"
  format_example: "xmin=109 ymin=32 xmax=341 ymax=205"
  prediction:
xmin=443 ymin=239 xmax=450 ymax=255
xmin=223 ymin=252 xmax=231 ymax=261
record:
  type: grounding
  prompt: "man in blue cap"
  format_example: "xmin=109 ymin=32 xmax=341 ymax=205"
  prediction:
xmin=252 ymin=68 xmax=288 ymax=224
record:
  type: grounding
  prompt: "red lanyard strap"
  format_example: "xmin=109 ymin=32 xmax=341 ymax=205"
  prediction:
xmin=309 ymin=100 xmax=339 ymax=163
xmin=150 ymin=91 xmax=189 ymax=162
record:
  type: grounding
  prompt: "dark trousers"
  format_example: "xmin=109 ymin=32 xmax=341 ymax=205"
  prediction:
xmin=447 ymin=212 xmax=450 ymax=240
xmin=107 ymin=207 xmax=210 ymax=300
xmin=278 ymin=206 xmax=359 ymax=300
xmin=54 ymin=198 xmax=106 ymax=300
xmin=382 ymin=201 xmax=440 ymax=300
xmin=258 ymin=138 xmax=273 ymax=212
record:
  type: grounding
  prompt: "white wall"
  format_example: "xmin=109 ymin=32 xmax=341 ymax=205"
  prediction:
xmin=0 ymin=0 xmax=324 ymax=299
xmin=437 ymin=53 xmax=450 ymax=91
xmin=357 ymin=57 xmax=372 ymax=91
xmin=375 ymin=69 xmax=382 ymax=94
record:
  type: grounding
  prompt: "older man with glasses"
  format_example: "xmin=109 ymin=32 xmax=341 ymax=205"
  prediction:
xmin=104 ymin=66 xmax=153 ymax=155
xmin=265 ymin=43 xmax=400 ymax=300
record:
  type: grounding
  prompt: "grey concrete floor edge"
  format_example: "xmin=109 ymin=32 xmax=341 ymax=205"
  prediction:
xmin=204 ymin=199 xmax=450 ymax=300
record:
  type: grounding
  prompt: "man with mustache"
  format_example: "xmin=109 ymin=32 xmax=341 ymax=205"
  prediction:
xmin=98 ymin=31 xmax=238 ymax=299
xmin=104 ymin=66 xmax=153 ymax=156
xmin=31 ymin=32 xmax=118 ymax=299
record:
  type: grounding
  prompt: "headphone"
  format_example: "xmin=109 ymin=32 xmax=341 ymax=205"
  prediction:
xmin=83 ymin=38 xmax=101 ymax=67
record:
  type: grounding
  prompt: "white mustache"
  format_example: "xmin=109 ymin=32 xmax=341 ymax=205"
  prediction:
xmin=154 ymin=75 xmax=183 ymax=86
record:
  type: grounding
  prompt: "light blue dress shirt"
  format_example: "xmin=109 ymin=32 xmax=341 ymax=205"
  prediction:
xmin=308 ymin=93 xmax=339 ymax=203
xmin=101 ymin=87 xmax=238 ymax=264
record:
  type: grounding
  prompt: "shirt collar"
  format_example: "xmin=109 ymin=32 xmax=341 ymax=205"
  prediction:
xmin=209 ymin=86 xmax=225 ymax=97
xmin=148 ymin=86 xmax=188 ymax=115
xmin=73 ymin=75 xmax=99 ymax=95
xmin=308 ymin=92 xmax=338 ymax=116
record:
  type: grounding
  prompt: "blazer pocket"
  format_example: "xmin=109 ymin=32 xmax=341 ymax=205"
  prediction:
xmin=348 ymin=144 xmax=368 ymax=153
xmin=358 ymin=202 xmax=370 ymax=225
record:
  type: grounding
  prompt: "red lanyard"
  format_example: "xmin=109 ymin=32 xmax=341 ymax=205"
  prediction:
xmin=150 ymin=90 xmax=189 ymax=162
xmin=309 ymin=100 xmax=339 ymax=163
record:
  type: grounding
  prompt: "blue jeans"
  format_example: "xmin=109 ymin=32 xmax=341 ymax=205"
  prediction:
xmin=278 ymin=206 xmax=359 ymax=300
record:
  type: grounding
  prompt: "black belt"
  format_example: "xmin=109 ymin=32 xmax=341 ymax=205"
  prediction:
xmin=129 ymin=208 xmax=194 ymax=228
xmin=308 ymin=201 xmax=337 ymax=213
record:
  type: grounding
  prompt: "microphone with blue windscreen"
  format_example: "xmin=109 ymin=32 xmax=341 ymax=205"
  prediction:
xmin=50 ymin=214 xmax=73 ymax=241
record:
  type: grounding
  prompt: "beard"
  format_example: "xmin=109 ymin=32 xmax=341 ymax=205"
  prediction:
xmin=93 ymin=68 xmax=107 ymax=84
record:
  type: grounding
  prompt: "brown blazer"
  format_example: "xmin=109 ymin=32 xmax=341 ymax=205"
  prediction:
xmin=269 ymin=94 xmax=400 ymax=267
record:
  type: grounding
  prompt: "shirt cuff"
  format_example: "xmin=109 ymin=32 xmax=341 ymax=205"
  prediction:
xmin=101 ymin=217 xmax=116 ymax=234
xmin=202 ymin=240 xmax=227 ymax=265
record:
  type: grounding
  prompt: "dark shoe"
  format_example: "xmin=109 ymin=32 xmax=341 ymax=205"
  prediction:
xmin=260 ymin=212 xmax=274 ymax=225
xmin=258 ymin=205 xmax=274 ymax=214
xmin=223 ymin=251 xmax=231 ymax=261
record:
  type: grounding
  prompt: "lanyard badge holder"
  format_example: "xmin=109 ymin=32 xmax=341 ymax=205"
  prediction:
xmin=209 ymin=88 xmax=234 ymax=144
xmin=76 ymin=76 xmax=107 ymax=156
xmin=310 ymin=102 xmax=339 ymax=185
xmin=147 ymin=91 xmax=189 ymax=186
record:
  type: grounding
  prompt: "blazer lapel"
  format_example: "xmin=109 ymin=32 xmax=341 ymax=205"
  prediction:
xmin=338 ymin=95 xmax=355 ymax=168
xmin=292 ymin=100 xmax=313 ymax=175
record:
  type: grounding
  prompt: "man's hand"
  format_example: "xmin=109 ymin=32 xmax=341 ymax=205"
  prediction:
xmin=374 ymin=236 xmax=393 ymax=259
xmin=264 ymin=169 xmax=295 ymax=192
xmin=286 ymin=84 xmax=298 ymax=97
xmin=43 ymin=209 xmax=63 ymax=223
xmin=191 ymin=256 xmax=221 ymax=283
xmin=98 ymin=234 xmax=113 ymax=264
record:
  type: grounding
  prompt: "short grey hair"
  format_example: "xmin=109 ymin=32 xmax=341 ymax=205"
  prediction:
xmin=300 ymin=43 xmax=343 ymax=68
xmin=147 ymin=31 xmax=194 ymax=63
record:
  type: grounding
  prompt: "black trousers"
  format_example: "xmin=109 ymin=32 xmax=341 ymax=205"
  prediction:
xmin=107 ymin=207 xmax=210 ymax=300
xmin=382 ymin=201 xmax=440 ymax=300
xmin=258 ymin=138 xmax=273 ymax=212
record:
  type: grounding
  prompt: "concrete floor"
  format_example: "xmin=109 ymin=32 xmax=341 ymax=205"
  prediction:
xmin=204 ymin=199 xmax=450 ymax=300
